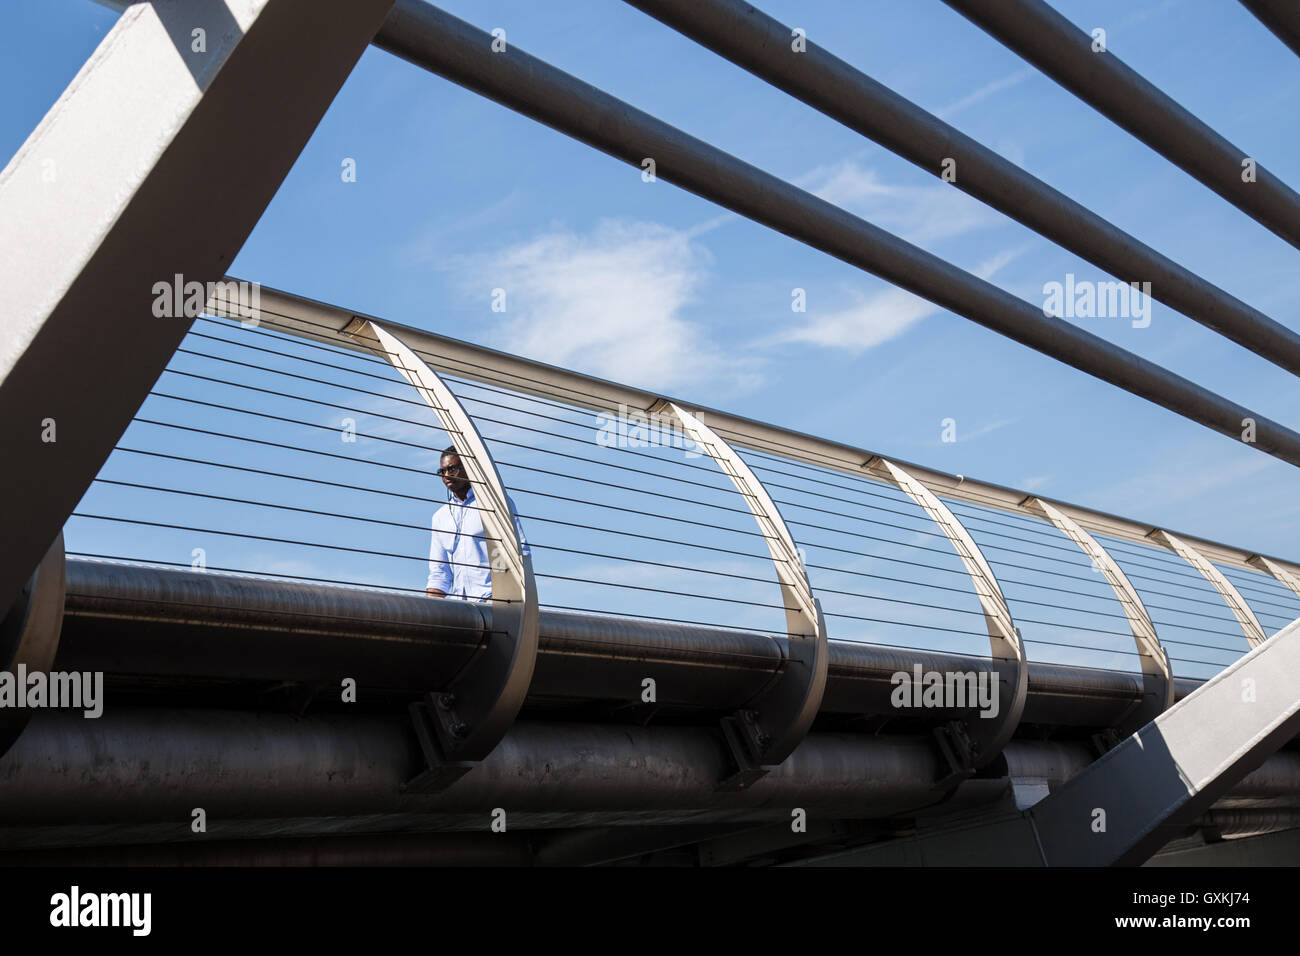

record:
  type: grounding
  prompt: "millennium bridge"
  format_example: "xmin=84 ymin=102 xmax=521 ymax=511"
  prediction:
xmin=2 ymin=0 xmax=1300 ymax=865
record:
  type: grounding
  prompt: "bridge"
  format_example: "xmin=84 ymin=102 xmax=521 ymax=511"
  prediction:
xmin=2 ymin=0 xmax=1300 ymax=867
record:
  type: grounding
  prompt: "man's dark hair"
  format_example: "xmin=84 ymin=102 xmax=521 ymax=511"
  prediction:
xmin=441 ymin=445 xmax=458 ymax=459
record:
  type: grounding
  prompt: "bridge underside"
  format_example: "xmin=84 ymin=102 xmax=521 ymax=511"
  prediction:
xmin=0 ymin=560 xmax=1296 ymax=866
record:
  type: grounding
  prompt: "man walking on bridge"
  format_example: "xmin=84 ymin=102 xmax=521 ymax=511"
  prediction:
xmin=425 ymin=445 xmax=528 ymax=602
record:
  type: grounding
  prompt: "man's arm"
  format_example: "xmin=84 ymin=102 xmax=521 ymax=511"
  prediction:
xmin=427 ymin=513 xmax=453 ymax=598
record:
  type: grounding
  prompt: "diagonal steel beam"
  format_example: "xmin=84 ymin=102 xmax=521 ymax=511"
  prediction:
xmin=366 ymin=2 xmax=1300 ymax=471
xmin=0 ymin=0 xmax=395 ymax=613
xmin=622 ymin=0 xmax=1300 ymax=378
xmin=1026 ymin=615 xmax=1300 ymax=865
xmin=941 ymin=0 xmax=1300 ymax=250
xmin=1239 ymin=0 xmax=1300 ymax=59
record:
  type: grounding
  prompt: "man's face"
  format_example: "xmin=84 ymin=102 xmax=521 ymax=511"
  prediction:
xmin=439 ymin=453 xmax=471 ymax=500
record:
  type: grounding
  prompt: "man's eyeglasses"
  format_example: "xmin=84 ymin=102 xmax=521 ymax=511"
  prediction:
xmin=436 ymin=464 xmax=466 ymax=477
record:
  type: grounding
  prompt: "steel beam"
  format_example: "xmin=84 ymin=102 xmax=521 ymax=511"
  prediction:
xmin=1240 ymin=0 xmax=1300 ymax=58
xmin=793 ymin=618 xmax=1300 ymax=866
xmin=0 ymin=534 xmax=65 ymax=758
xmin=941 ymin=0 xmax=1300 ymax=250
xmin=1149 ymin=529 xmax=1267 ymax=647
xmin=57 ymin=559 xmax=1203 ymax=729
xmin=207 ymin=281 xmax=1300 ymax=580
xmin=0 ymin=0 xmax=394 ymax=614
xmin=358 ymin=322 xmax=539 ymax=791
xmin=866 ymin=457 xmax=1027 ymax=770
xmin=3 ymin=708 xmax=1296 ymax=831
xmin=1021 ymin=498 xmax=1172 ymax=734
xmin=357 ymin=0 xmax=1300 ymax=470
xmin=1025 ymin=615 xmax=1300 ymax=865
xmin=652 ymin=401 xmax=828 ymax=789
xmin=622 ymin=0 xmax=1300 ymax=378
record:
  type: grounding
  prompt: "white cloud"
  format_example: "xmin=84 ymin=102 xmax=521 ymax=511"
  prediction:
xmin=936 ymin=68 xmax=1034 ymax=121
xmin=798 ymin=159 xmax=1000 ymax=245
xmin=960 ymin=418 xmax=1016 ymax=442
xmin=769 ymin=244 xmax=1025 ymax=354
xmin=772 ymin=285 xmax=935 ymax=353
xmin=1093 ymin=451 xmax=1276 ymax=513
xmin=447 ymin=219 xmax=762 ymax=395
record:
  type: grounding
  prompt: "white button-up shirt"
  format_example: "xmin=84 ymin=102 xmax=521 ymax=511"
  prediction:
xmin=427 ymin=487 xmax=528 ymax=601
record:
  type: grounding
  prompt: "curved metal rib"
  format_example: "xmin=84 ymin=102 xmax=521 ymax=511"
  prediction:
xmin=0 ymin=532 xmax=65 ymax=758
xmin=1150 ymin=529 xmax=1267 ymax=647
xmin=1248 ymin=555 xmax=1300 ymax=600
xmin=1022 ymin=498 xmax=1172 ymax=734
xmin=364 ymin=321 xmax=539 ymax=788
xmin=865 ymin=458 xmax=1026 ymax=769
xmin=653 ymin=401 xmax=828 ymax=789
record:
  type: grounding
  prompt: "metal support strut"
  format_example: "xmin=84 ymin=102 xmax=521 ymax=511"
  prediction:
xmin=357 ymin=320 xmax=539 ymax=792
xmin=1150 ymin=529 xmax=1267 ymax=647
xmin=865 ymin=458 xmax=1027 ymax=778
xmin=0 ymin=533 xmax=65 ymax=759
xmin=652 ymin=401 xmax=829 ymax=790
xmin=1022 ymin=498 xmax=1172 ymax=737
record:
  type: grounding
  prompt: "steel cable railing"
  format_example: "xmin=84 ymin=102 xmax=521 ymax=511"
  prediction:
xmin=63 ymin=314 xmax=1294 ymax=685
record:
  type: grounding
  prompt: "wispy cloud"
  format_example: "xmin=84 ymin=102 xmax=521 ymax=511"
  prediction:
xmin=402 ymin=187 xmax=524 ymax=264
xmin=1092 ymin=449 xmax=1276 ymax=513
xmin=768 ymin=245 xmax=1025 ymax=355
xmin=936 ymin=68 xmax=1035 ymax=121
xmin=798 ymin=159 xmax=1000 ymax=245
xmin=445 ymin=219 xmax=763 ymax=395
xmin=959 ymin=418 xmax=1016 ymax=442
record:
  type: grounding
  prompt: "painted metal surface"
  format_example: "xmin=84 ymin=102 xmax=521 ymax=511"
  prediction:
xmin=653 ymin=400 xmax=828 ymax=783
xmin=362 ymin=321 xmax=539 ymax=784
xmin=1150 ymin=529 xmax=1267 ymax=647
xmin=0 ymin=533 xmax=64 ymax=758
xmin=1248 ymin=554 xmax=1300 ymax=599
xmin=1027 ymin=615 xmax=1300 ymax=865
xmin=362 ymin=0 xmax=1300 ymax=469
xmin=624 ymin=0 xmax=1300 ymax=379
xmin=207 ymin=280 xmax=1300 ymax=582
xmin=0 ymin=0 xmax=394 ymax=614
xmin=942 ymin=0 xmax=1300 ymax=250
xmin=866 ymin=457 xmax=1027 ymax=768
xmin=1022 ymin=498 xmax=1172 ymax=732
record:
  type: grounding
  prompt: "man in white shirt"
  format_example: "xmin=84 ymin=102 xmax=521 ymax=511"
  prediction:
xmin=426 ymin=446 xmax=528 ymax=601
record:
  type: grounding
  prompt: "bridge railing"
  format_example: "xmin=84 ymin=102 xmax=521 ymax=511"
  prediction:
xmin=61 ymin=284 xmax=1300 ymax=697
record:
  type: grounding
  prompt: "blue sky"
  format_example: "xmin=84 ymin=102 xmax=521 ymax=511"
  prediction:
xmin=5 ymin=0 xmax=1300 ymax=678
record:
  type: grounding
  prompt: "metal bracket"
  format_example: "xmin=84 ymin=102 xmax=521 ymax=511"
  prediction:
xmin=1023 ymin=498 xmax=1173 ymax=735
xmin=932 ymin=722 xmax=978 ymax=790
xmin=361 ymin=322 xmax=539 ymax=793
xmin=0 ymin=532 xmax=65 ymax=759
xmin=650 ymin=401 xmax=829 ymax=791
xmin=1150 ymin=529 xmax=1267 ymax=647
xmin=864 ymin=458 xmax=1027 ymax=771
